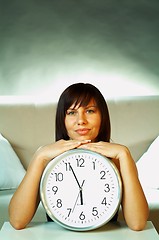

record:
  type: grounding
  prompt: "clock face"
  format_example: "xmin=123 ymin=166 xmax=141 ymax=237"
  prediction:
xmin=40 ymin=149 xmax=122 ymax=231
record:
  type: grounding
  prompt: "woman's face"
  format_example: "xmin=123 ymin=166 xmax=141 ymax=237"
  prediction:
xmin=65 ymin=99 xmax=101 ymax=142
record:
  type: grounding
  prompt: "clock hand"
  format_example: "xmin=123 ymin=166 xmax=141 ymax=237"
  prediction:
xmin=72 ymin=191 xmax=80 ymax=212
xmin=70 ymin=165 xmax=81 ymax=189
xmin=79 ymin=180 xmax=85 ymax=205
xmin=70 ymin=165 xmax=85 ymax=206
xmin=72 ymin=180 xmax=85 ymax=212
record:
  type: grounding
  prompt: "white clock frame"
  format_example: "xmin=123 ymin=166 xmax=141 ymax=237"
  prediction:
xmin=40 ymin=149 xmax=122 ymax=231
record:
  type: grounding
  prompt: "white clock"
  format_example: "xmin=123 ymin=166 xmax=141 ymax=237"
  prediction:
xmin=40 ymin=149 xmax=122 ymax=231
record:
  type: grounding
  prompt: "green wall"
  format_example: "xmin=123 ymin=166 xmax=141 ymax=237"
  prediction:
xmin=0 ymin=0 xmax=159 ymax=98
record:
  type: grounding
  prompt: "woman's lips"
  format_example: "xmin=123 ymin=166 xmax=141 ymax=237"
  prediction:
xmin=75 ymin=128 xmax=90 ymax=135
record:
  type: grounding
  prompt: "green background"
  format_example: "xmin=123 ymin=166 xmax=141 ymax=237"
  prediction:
xmin=0 ymin=0 xmax=159 ymax=99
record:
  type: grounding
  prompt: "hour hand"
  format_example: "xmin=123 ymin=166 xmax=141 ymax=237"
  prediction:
xmin=72 ymin=180 xmax=85 ymax=212
xmin=79 ymin=180 xmax=85 ymax=205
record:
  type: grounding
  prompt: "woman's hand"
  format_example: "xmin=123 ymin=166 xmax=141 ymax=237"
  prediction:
xmin=34 ymin=139 xmax=92 ymax=168
xmin=78 ymin=141 xmax=128 ymax=162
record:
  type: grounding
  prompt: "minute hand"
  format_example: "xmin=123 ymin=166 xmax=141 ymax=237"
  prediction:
xmin=70 ymin=165 xmax=81 ymax=188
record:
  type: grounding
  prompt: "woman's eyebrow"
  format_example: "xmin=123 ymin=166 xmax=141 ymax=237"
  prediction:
xmin=85 ymin=105 xmax=97 ymax=109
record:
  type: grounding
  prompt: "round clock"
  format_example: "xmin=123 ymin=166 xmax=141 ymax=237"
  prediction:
xmin=40 ymin=149 xmax=122 ymax=231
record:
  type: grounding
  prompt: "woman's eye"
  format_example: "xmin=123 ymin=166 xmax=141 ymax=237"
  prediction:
xmin=67 ymin=110 xmax=76 ymax=115
xmin=86 ymin=109 xmax=95 ymax=114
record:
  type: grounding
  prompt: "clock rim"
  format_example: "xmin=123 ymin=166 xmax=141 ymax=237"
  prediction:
xmin=40 ymin=148 xmax=122 ymax=231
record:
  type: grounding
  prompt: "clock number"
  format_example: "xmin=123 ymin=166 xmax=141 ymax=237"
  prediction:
xmin=55 ymin=172 xmax=63 ymax=181
xmin=56 ymin=199 xmax=62 ymax=208
xmin=104 ymin=183 xmax=110 ymax=192
xmin=65 ymin=162 xmax=71 ymax=171
xmin=79 ymin=211 xmax=85 ymax=220
xmin=67 ymin=208 xmax=72 ymax=217
xmin=92 ymin=161 xmax=96 ymax=170
xmin=92 ymin=207 xmax=98 ymax=216
xmin=100 ymin=170 xmax=106 ymax=179
xmin=76 ymin=158 xmax=85 ymax=167
xmin=101 ymin=197 xmax=107 ymax=205
xmin=52 ymin=186 xmax=58 ymax=194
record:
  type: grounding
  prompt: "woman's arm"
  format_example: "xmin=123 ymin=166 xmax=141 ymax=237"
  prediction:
xmin=9 ymin=139 xmax=90 ymax=230
xmin=79 ymin=142 xmax=149 ymax=231
xmin=9 ymin=155 xmax=44 ymax=230
xmin=114 ymin=146 xmax=149 ymax=231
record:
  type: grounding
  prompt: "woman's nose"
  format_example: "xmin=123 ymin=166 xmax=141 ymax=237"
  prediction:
xmin=77 ymin=112 xmax=87 ymax=125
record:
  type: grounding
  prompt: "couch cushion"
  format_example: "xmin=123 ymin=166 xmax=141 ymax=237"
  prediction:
xmin=0 ymin=134 xmax=26 ymax=190
xmin=137 ymin=135 xmax=159 ymax=189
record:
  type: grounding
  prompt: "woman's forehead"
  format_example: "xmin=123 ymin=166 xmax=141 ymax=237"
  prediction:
xmin=69 ymin=98 xmax=97 ymax=109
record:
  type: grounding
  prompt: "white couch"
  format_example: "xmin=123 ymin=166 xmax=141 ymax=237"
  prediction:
xmin=0 ymin=95 xmax=159 ymax=232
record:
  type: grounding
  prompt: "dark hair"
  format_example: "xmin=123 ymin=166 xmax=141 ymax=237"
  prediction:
xmin=55 ymin=83 xmax=111 ymax=142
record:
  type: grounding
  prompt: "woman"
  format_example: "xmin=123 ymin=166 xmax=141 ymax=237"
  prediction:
xmin=9 ymin=83 xmax=149 ymax=230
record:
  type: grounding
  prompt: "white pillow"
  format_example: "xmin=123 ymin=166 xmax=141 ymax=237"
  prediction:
xmin=0 ymin=134 xmax=26 ymax=190
xmin=137 ymin=135 xmax=159 ymax=189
